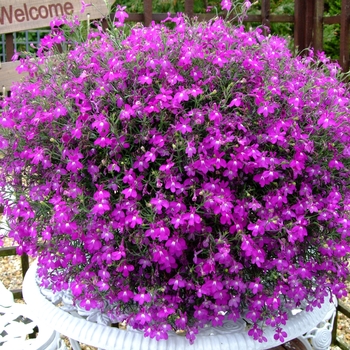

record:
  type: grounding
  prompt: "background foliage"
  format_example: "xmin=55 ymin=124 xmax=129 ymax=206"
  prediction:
xmin=324 ymin=0 xmax=341 ymax=59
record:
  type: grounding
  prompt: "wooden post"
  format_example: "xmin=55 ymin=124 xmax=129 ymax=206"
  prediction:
xmin=305 ymin=0 xmax=315 ymax=49
xmin=313 ymin=0 xmax=324 ymax=53
xmin=294 ymin=0 xmax=306 ymax=52
xmin=5 ymin=34 xmax=14 ymax=62
xmin=143 ymin=0 xmax=152 ymax=27
xmin=261 ymin=0 xmax=271 ymax=33
xmin=185 ymin=0 xmax=194 ymax=18
xmin=21 ymin=254 xmax=30 ymax=278
xmin=295 ymin=0 xmax=318 ymax=54
xmin=340 ymin=0 xmax=350 ymax=72
xmin=331 ymin=308 xmax=338 ymax=346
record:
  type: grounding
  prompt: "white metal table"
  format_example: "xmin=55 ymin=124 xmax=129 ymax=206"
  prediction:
xmin=0 ymin=281 xmax=64 ymax=349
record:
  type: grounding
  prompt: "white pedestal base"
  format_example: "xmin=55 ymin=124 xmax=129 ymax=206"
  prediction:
xmin=23 ymin=262 xmax=337 ymax=350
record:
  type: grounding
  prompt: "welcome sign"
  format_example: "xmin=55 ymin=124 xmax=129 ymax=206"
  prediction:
xmin=0 ymin=0 xmax=111 ymax=34
xmin=0 ymin=0 xmax=112 ymax=91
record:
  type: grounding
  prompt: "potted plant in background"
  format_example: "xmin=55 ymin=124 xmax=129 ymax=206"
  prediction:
xmin=0 ymin=0 xmax=349 ymax=347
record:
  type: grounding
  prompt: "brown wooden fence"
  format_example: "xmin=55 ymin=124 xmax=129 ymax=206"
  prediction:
xmin=0 ymin=246 xmax=29 ymax=299
xmin=126 ymin=0 xmax=350 ymax=72
xmin=333 ymin=300 xmax=350 ymax=350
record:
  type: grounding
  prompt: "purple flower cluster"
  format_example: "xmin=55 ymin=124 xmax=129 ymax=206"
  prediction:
xmin=0 ymin=3 xmax=349 ymax=344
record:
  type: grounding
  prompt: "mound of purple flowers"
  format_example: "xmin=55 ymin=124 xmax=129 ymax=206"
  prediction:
xmin=0 ymin=2 xmax=349 ymax=344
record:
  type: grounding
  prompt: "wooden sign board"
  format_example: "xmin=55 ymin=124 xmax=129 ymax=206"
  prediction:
xmin=0 ymin=0 xmax=112 ymax=35
xmin=0 ymin=61 xmax=23 ymax=92
xmin=0 ymin=0 xmax=114 ymax=91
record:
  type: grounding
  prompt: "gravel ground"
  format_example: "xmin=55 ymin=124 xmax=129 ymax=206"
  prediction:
xmin=1 ymin=236 xmax=349 ymax=350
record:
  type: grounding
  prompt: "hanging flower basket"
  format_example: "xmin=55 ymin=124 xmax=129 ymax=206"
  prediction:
xmin=0 ymin=0 xmax=349 ymax=345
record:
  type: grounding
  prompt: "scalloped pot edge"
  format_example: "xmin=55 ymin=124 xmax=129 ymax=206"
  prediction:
xmin=0 ymin=0 xmax=114 ymax=35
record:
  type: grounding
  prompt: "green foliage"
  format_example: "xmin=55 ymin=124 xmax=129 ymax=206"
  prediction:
xmin=13 ymin=31 xmax=48 ymax=55
xmin=246 ymin=0 xmax=294 ymax=51
xmin=323 ymin=0 xmax=341 ymax=59
xmin=0 ymin=30 xmax=49 ymax=61
xmin=115 ymin=0 xmax=223 ymax=13
xmin=115 ymin=0 xmax=181 ymax=13
xmin=268 ymin=0 xmax=294 ymax=38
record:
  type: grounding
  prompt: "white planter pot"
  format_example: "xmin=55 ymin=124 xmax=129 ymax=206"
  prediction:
xmin=23 ymin=261 xmax=336 ymax=350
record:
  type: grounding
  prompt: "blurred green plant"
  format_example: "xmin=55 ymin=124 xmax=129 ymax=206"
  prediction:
xmin=0 ymin=30 xmax=49 ymax=61
xmin=115 ymin=0 xmax=220 ymax=13
xmin=323 ymin=0 xmax=341 ymax=59
xmin=244 ymin=0 xmax=294 ymax=51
